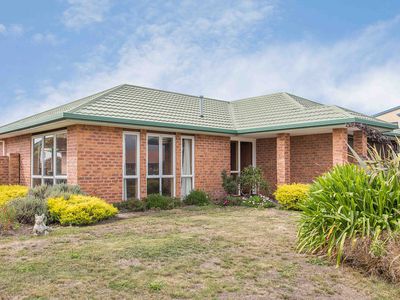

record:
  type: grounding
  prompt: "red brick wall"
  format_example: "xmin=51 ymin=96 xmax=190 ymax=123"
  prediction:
xmin=290 ymin=133 xmax=333 ymax=184
xmin=68 ymin=125 xmax=124 ymax=202
xmin=333 ymin=128 xmax=348 ymax=165
xmin=4 ymin=135 xmax=31 ymax=186
xmin=194 ymin=134 xmax=230 ymax=199
xmin=277 ymin=133 xmax=291 ymax=185
xmin=8 ymin=153 xmax=20 ymax=184
xmin=256 ymin=138 xmax=277 ymax=191
xmin=0 ymin=156 xmax=9 ymax=184
xmin=139 ymin=129 xmax=147 ymax=199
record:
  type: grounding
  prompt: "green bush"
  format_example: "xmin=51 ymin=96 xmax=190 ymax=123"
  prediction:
xmin=216 ymin=195 xmax=243 ymax=206
xmin=242 ymin=195 xmax=276 ymax=208
xmin=144 ymin=194 xmax=181 ymax=210
xmin=239 ymin=166 xmax=269 ymax=196
xmin=221 ymin=170 xmax=238 ymax=195
xmin=183 ymin=190 xmax=210 ymax=206
xmin=113 ymin=199 xmax=145 ymax=212
xmin=0 ymin=205 xmax=17 ymax=231
xmin=48 ymin=194 xmax=118 ymax=225
xmin=298 ymin=161 xmax=400 ymax=265
xmin=274 ymin=183 xmax=310 ymax=210
xmin=28 ymin=184 xmax=83 ymax=200
xmin=7 ymin=196 xmax=48 ymax=224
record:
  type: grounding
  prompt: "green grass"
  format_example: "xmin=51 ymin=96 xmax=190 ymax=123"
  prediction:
xmin=0 ymin=207 xmax=399 ymax=299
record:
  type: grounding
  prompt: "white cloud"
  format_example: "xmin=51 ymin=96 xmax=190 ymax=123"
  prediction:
xmin=62 ymin=0 xmax=112 ymax=29
xmin=2 ymin=2 xmax=400 ymax=125
xmin=0 ymin=23 xmax=24 ymax=36
xmin=32 ymin=33 xmax=60 ymax=45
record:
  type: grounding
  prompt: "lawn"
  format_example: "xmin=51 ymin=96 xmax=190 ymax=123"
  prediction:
xmin=0 ymin=207 xmax=399 ymax=299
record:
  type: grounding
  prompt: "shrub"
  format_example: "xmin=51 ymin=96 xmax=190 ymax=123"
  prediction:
xmin=183 ymin=190 xmax=209 ymax=206
xmin=7 ymin=196 xmax=48 ymax=224
xmin=221 ymin=170 xmax=238 ymax=195
xmin=113 ymin=199 xmax=145 ymax=212
xmin=0 ymin=205 xmax=17 ymax=231
xmin=28 ymin=184 xmax=83 ymax=200
xmin=216 ymin=195 xmax=243 ymax=206
xmin=274 ymin=183 xmax=309 ymax=210
xmin=48 ymin=195 xmax=118 ymax=225
xmin=0 ymin=185 xmax=28 ymax=207
xmin=239 ymin=166 xmax=269 ymax=196
xmin=298 ymin=161 xmax=400 ymax=265
xmin=242 ymin=195 xmax=276 ymax=208
xmin=144 ymin=194 xmax=181 ymax=210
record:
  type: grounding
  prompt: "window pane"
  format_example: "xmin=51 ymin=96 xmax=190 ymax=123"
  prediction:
xmin=43 ymin=136 xmax=54 ymax=176
xmin=182 ymin=139 xmax=192 ymax=176
xmin=230 ymin=141 xmax=238 ymax=172
xmin=162 ymin=178 xmax=173 ymax=197
xmin=147 ymin=178 xmax=159 ymax=195
xmin=148 ymin=137 xmax=159 ymax=175
xmin=240 ymin=142 xmax=253 ymax=171
xmin=43 ymin=178 xmax=54 ymax=186
xmin=125 ymin=178 xmax=138 ymax=200
xmin=181 ymin=177 xmax=192 ymax=197
xmin=56 ymin=179 xmax=67 ymax=185
xmin=162 ymin=137 xmax=173 ymax=175
xmin=125 ymin=134 xmax=137 ymax=176
xmin=33 ymin=137 xmax=42 ymax=176
xmin=56 ymin=133 xmax=67 ymax=176
xmin=32 ymin=178 xmax=42 ymax=187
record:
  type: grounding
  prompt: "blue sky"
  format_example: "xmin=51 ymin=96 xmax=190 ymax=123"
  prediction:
xmin=1 ymin=0 xmax=400 ymax=125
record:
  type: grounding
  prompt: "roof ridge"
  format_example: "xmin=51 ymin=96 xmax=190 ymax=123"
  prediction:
xmin=281 ymin=92 xmax=306 ymax=109
xmin=231 ymin=92 xmax=287 ymax=103
xmin=122 ymin=83 xmax=229 ymax=103
xmin=67 ymin=84 xmax=126 ymax=114
xmin=227 ymin=102 xmax=238 ymax=129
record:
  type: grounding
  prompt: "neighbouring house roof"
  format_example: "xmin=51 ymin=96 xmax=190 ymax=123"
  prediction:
xmin=373 ymin=105 xmax=400 ymax=117
xmin=0 ymin=84 xmax=397 ymax=135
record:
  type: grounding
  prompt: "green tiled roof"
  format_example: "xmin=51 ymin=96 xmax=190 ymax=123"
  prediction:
xmin=0 ymin=84 xmax=397 ymax=135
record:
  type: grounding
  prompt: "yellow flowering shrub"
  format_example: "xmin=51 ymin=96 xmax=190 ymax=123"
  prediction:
xmin=274 ymin=183 xmax=310 ymax=210
xmin=0 ymin=185 xmax=28 ymax=207
xmin=48 ymin=195 xmax=118 ymax=225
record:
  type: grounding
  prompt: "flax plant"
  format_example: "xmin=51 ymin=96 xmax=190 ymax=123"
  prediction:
xmin=297 ymin=139 xmax=400 ymax=265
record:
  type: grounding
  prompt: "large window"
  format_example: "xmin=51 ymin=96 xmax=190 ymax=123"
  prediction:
xmin=181 ymin=136 xmax=194 ymax=197
xmin=32 ymin=131 xmax=67 ymax=186
xmin=230 ymin=139 xmax=255 ymax=193
xmin=147 ymin=134 xmax=175 ymax=197
xmin=123 ymin=132 xmax=140 ymax=200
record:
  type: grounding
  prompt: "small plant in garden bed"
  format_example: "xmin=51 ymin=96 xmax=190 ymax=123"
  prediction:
xmin=274 ymin=183 xmax=309 ymax=210
xmin=113 ymin=199 xmax=146 ymax=212
xmin=7 ymin=196 xmax=48 ymax=224
xmin=239 ymin=166 xmax=269 ymax=196
xmin=183 ymin=190 xmax=210 ymax=206
xmin=144 ymin=194 xmax=181 ymax=210
xmin=242 ymin=195 xmax=276 ymax=208
xmin=215 ymin=195 xmax=243 ymax=206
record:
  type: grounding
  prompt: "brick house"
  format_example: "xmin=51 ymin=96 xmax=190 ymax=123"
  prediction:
xmin=0 ymin=84 xmax=397 ymax=202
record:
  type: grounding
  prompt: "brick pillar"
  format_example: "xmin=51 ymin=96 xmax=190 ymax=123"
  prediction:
xmin=277 ymin=133 xmax=290 ymax=185
xmin=140 ymin=129 xmax=147 ymax=199
xmin=353 ymin=130 xmax=367 ymax=158
xmin=175 ymin=133 xmax=182 ymax=198
xmin=8 ymin=153 xmax=20 ymax=184
xmin=67 ymin=126 xmax=79 ymax=185
xmin=332 ymin=128 xmax=348 ymax=165
xmin=0 ymin=156 xmax=9 ymax=184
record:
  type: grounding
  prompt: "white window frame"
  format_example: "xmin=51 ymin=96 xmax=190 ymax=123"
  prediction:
xmin=146 ymin=133 xmax=176 ymax=197
xmin=181 ymin=136 xmax=195 ymax=197
xmin=31 ymin=130 xmax=68 ymax=186
xmin=230 ymin=138 xmax=256 ymax=176
xmin=122 ymin=131 xmax=141 ymax=200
